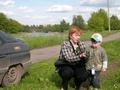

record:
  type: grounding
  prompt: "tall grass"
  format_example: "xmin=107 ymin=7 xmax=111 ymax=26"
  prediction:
xmin=12 ymin=30 xmax=120 ymax=49
xmin=23 ymin=36 xmax=65 ymax=49
xmin=0 ymin=39 xmax=120 ymax=90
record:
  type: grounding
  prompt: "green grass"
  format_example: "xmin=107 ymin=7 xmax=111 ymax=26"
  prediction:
xmin=80 ymin=30 xmax=120 ymax=41
xmin=101 ymin=68 xmax=120 ymax=90
xmin=0 ymin=59 xmax=59 ymax=90
xmin=12 ymin=33 xmax=66 ymax=50
xmin=23 ymin=36 xmax=64 ymax=49
xmin=12 ymin=30 xmax=120 ymax=49
xmin=102 ymin=39 xmax=120 ymax=63
xmin=0 ymin=39 xmax=120 ymax=90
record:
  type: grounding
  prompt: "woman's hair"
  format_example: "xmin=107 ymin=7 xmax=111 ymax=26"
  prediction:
xmin=68 ymin=26 xmax=81 ymax=40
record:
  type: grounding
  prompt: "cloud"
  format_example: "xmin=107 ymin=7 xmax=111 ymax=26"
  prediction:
xmin=0 ymin=10 xmax=15 ymax=16
xmin=19 ymin=15 xmax=55 ymax=25
xmin=77 ymin=7 xmax=96 ymax=13
xmin=47 ymin=5 xmax=73 ymax=13
xmin=62 ymin=17 xmax=69 ymax=20
xmin=80 ymin=0 xmax=106 ymax=7
xmin=0 ymin=0 xmax=15 ymax=7
xmin=110 ymin=7 xmax=120 ymax=16
xmin=80 ymin=0 xmax=118 ymax=7
xmin=24 ymin=15 xmax=52 ymax=20
xmin=18 ymin=6 xmax=34 ymax=13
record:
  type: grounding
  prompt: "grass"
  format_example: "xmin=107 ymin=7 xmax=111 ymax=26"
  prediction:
xmin=78 ymin=30 xmax=120 ymax=41
xmin=0 ymin=59 xmax=59 ymax=90
xmin=0 ymin=39 xmax=120 ymax=90
xmin=12 ymin=30 xmax=120 ymax=49
xmin=102 ymin=39 xmax=120 ymax=64
xmin=101 ymin=68 xmax=120 ymax=90
xmin=23 ymin=36 xmax=64 ymax=49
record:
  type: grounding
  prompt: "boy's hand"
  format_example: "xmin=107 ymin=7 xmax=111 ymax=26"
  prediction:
xmin=102 ymin=68 xmax=107 ymax=72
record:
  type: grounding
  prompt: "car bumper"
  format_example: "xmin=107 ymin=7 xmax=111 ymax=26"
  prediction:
xmin=22 ymin=60 xmax=32 ymax=74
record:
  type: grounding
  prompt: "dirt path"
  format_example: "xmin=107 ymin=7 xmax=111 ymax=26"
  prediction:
xmin=30 ymin=32 xmax=120 ymax=63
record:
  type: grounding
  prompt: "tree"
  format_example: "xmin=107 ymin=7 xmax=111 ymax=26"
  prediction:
xmin=52 ymin=24 xmax=61 ymax=32
xmin=59 ymin=19 xmax=69 ymax=32
xmin=97 ymin=9 xmax=108 ymax=30
xmin=88 ymin=12 xmax=104 ymax=31
xmin=0 ymin=13 xmax=8 ymax=31
xmin=110 ymin=15 xmax=120 ymax=30
xmin=23 ymin=25 xmax=31 ymax=32
xmin=4 ymin=19 xmax=24 ymax=33
xmin=87 ymin=9 xmax=108 ymax=31
xmin=72 ymin=15 xmax=86 ymax=30
xmin=0 ymin=12 xmax=24 ymax=33
xmin=38 ymin=25 xmax=44 ymax=32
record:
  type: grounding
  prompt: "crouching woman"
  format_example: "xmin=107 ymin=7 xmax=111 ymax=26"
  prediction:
xmin=55 ymin=26 xmax=88 ymax=90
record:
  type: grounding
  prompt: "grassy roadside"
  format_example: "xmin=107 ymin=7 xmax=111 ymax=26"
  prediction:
xmin=13 ymin=30 xmax=120 ymax=49
xmin=23 ymin=36 xmax=64 ymax=49
xmin=101 ymin=67 xmax=120 ymax=90
xmin=102 ymin=39 xmax=120 ymax=64
xmin=0 ymin=39 xmax=120 ymax=90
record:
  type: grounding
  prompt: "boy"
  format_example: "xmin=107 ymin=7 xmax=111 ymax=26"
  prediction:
xmin=86 ymin=33 xmax=108 ymax=90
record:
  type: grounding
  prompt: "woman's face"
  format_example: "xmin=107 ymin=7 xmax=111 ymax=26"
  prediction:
xmin=70 ymin=33 xmax=80 ymax=43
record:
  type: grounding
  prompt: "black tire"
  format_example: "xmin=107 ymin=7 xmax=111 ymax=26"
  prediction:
xmin=2 ymin=65 xmax=23 ymax=87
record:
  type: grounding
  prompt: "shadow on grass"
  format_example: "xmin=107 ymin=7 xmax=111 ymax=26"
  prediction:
xmin=21 ymin=72 xmax=30 ymax=79
xmin=49 ymin=71 xmax=62 ymax=88
xmin=49 ymin=70 xmax=76 ymax=89
xmin=51 ymin=73 xmax=91 ymax=90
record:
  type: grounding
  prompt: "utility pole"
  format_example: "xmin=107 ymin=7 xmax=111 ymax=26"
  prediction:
xmin=107 ymin=0 xmax=111 ymax=32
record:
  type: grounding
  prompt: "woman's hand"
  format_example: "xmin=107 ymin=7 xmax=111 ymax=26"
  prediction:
xmin=80 ymin=53 xmax=86 ymax=58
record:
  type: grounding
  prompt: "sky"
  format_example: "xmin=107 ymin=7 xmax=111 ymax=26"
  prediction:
xmin=0 ymin=0 xmax=120 ymax=25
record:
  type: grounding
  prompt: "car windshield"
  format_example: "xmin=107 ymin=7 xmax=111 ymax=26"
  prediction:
xmin=0 ymin=31 xmax=17 ymax=42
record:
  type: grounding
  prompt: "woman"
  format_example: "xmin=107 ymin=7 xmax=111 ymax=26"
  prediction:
xmin=56 ymin=26 xmax=88 ymax=90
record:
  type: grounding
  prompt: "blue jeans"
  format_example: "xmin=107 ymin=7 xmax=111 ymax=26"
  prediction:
xmin=88 ymin=70 xmax=101 ymax=88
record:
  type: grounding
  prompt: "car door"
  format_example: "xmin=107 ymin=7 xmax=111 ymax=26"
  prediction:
xmin=0 ymin=38 xmax=10 ymax=73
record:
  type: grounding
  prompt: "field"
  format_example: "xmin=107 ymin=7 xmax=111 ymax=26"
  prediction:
xmin=0 ymin=39 xmax=120 ymax=90
xmin=12 ymin=30 xmax=120 ymax=49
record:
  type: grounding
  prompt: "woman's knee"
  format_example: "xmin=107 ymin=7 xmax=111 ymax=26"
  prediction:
xmin=75 ymin=68 xmax=88 ymax=81
xmin=59 ymin=66 xmax=74 ymax=79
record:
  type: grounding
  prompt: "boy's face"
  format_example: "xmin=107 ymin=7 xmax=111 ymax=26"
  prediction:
xmin=91 ymin=39 xmax=101 ymax=48
xmin=91 ymin=42 xmax=101 ymax=48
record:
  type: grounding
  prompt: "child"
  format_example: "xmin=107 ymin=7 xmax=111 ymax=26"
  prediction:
xmin=86 ymin=33 xmax=108 ymax=90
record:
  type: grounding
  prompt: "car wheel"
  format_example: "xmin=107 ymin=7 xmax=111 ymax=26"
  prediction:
xmin=2 ymin=65 xmax=23 ymax=87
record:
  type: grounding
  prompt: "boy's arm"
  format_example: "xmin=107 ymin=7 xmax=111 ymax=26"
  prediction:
xmin=102 ymin=48 xmax=108 ymax=72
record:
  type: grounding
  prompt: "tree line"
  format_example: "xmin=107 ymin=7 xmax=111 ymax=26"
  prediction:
xmin=0 ymin=9 xmax=120 ymax=33
xmin=0 ymin=13 xmax=24 ymax=33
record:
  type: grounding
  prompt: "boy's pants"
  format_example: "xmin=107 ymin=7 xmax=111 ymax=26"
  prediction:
xmin=88 ymin=70 xmax=101 ymax=89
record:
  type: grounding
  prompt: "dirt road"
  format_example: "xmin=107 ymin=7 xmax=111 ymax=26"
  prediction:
xmin=31 ymin=32 xmax=120 ymax=63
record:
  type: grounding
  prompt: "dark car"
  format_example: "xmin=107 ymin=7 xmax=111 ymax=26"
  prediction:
xmin=0 ymin=31 xmax=31 ymax=87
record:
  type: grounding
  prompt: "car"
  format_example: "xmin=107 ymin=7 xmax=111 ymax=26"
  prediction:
xmin=0 ymin=31 xmax=31 ymax=87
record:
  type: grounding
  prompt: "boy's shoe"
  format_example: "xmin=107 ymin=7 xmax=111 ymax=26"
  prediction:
xmin=89 ymin=87 xmax=94 ymax=90
xmin=60 ymin=88 xmax=64 ymax=90
xmin=94 ymin=88 xmax=99 ymax=90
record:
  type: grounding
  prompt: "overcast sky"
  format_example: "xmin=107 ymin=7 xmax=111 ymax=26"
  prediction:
xmin=0 ymin=0 xmax=120 ymax=25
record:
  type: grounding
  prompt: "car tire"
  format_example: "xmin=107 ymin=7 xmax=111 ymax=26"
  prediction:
xmin=2 ymin=65 xmax=23 ymax=87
